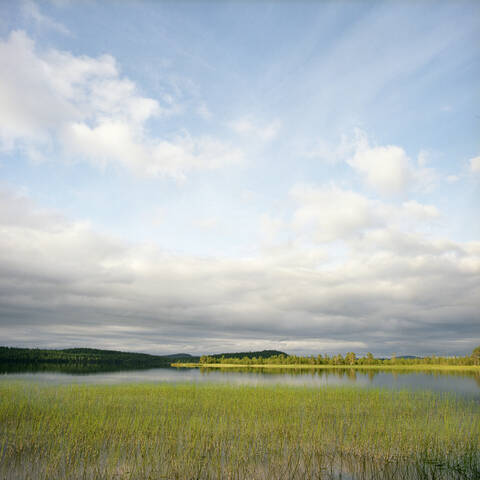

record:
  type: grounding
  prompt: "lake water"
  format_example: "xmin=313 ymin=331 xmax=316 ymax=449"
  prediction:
xmin=1 ymin=366 xmax=479 ymax=397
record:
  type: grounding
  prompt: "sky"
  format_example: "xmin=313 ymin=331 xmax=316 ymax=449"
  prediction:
xmin=0 ymin=0 xmax=479 ymax=357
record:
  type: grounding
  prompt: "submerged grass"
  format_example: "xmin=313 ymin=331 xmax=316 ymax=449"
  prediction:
xmin=0 ymin=382 xmax=478 ymax=479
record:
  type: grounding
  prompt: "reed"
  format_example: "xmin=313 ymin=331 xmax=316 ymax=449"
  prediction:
xmin=0 ymin=382 xmax=478 ymax=479
xmin=173 ymin=363 xmax=480 ymax=372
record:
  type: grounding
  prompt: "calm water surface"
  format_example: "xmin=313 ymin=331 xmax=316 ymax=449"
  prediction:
xmin=1 ymin=366 xmax=479 ymax=397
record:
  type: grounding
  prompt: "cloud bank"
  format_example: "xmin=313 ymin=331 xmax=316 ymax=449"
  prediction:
xmin=1 ymin=188 xmax=478 ymax=356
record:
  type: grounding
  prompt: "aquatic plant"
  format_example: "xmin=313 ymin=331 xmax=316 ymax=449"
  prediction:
xmin=0 ymin=383 xmax=478 ymax=479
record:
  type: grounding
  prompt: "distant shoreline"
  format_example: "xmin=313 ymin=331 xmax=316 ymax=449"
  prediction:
xmin=172 ymin=363 xmax=480 ymax=372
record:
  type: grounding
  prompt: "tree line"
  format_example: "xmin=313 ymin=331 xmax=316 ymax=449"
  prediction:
xmin=200 ymin=346 xmax=480 ymax=366
xmin=2 ymin=345 xmax=479 ymax=369
xmin=0 ymin=347 xmax=173 ymax=369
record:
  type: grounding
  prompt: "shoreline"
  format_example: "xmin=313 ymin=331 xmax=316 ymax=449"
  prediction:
xmin=171 ymin=363 xmax=480 ymax=372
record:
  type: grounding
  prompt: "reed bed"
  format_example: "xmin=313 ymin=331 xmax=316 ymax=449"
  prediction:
xmin=174 ymin=363 xmax=480 ymax=372
xmin=0 ymin=382 xmax=478 ymax=479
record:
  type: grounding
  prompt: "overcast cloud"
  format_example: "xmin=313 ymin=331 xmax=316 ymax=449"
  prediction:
xmin=1 ymin=186 xmax=478 ymax=356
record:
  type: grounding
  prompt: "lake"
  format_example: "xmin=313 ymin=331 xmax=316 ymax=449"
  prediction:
xmin=1 ymin=366 xmax=479 ymax=397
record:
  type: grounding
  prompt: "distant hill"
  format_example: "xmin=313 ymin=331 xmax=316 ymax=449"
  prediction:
xmin=209 ymin=350 xmax=287 ymax=359
xmin=162 ymin=353 xmax=196 ymax=359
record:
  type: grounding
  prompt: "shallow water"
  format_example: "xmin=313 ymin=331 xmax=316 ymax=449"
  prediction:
xmin=1 ymin=366 xmax=479 ymax=397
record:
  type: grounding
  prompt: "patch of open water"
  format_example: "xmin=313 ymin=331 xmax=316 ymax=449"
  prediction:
xmin=1 ymin=366 xmax=478 ymax=397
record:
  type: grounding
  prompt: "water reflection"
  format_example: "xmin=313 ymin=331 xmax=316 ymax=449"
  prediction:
xmin=1 ymin=364 xmax=478 ymax=397
xmin=197 ymin=366 xmax=480 ymax=395
xmin=0 ymin=363 xmax=141 ymax=375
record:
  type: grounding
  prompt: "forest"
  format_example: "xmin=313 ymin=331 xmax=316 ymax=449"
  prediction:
xmin=199 ymin=346 xmax=480 ymax=366
xmin=0 ymin=346 xmax=175 ymax=371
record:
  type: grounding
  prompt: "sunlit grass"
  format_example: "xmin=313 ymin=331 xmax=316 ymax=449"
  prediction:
xmin=174 ymin=362 xmax=480 ymax=372
xmin=0 ymin=382 xmax=478 ymax=479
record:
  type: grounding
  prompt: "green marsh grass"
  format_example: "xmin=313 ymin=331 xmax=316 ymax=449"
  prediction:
xmin=173 ymin=363 xmax=480 ymax=372
xmin=0 ymin=382 xmax=478 ymax=479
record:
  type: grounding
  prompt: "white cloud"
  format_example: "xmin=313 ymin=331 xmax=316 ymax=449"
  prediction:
xmin=303 ymin=134 xmax=354 ymax=163
xmin=401 ymin=200 xmax=439 ymax=221
xmin=303 ymin=130 xmax=438 ymax=195
xmin=197 ymin=103 xmax=212 ymax=120
xmin=348 ymin=142 xmax=413 ymax=195
xmin=290 ymin=184 xmax=383 ymax=242
xmin=345 ymin=130 xmax=438 ymax=195
xmin=229 ymin=117 xmax=281 ymax=142
xmin=22 ymin=1 xmax=70 ymax=35
xmin=469 ymin=155 xmax=480 ymax=173
xmin=0 ymin=189 xmax=64 ymax=230
xmin=195 ymin=217 xmax=218 ymax=230
xmin=61 ymin=123 xmax=242 ymax=180
xmin=0 ymin=31 xmax=241 ymax=178
xmin=259 ymin=214 xmax=285 ymax=245
xmin=288 ymin=183 xmax=441 ymax=245
xmin=446 ymin=175 xmax=459 ymax=183
xmin=417 ymin=149 xmax=430 ymax=167
xmin=352 ymin=228 xmax=460 ymax=258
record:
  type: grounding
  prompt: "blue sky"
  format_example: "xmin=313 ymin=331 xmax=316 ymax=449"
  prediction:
xmin=0 ymin=1 xmax=479 ymax=356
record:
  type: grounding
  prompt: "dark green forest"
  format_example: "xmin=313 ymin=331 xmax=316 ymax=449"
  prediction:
xmin=0 ymin=347 xmax=181 ymax=373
